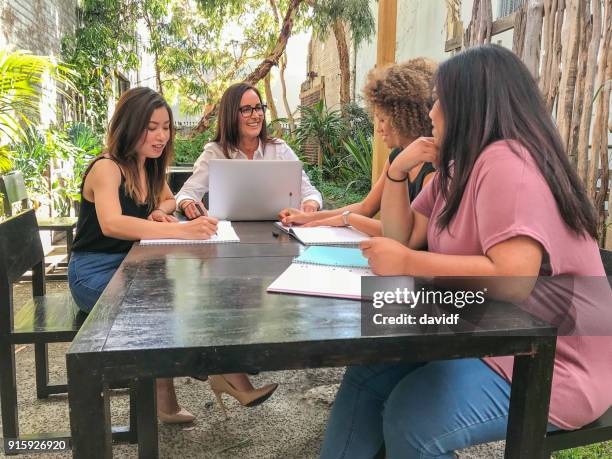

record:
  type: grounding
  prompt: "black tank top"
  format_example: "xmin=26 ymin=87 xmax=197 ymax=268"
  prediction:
xmin=388 ymin=148 xmax=436 ymax=201
xmin=72 ymin=157 xmax=150 ymax=254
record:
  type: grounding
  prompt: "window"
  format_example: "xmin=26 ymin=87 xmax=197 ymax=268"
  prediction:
xmin=115 ymin=72 xmax=130 ymax=97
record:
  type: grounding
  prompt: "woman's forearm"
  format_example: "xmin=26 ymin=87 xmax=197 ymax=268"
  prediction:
xmin=403 ymin=250 xmax=538 ymax=303
xmin=156 ymin=198 xmax=177 ymax=215
xmin=100 ymin=215 xmax=185 ymax=240
xmin=347 ymin=213 xmax=382 ymax=236
xmin=381 ymin=178 xmax=414 ymax=245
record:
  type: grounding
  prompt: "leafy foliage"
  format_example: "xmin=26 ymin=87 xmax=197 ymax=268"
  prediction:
xmin=341 ymin=130 xmax=372 ymax=193
xmin=308 ymin=0 xmax=375 ymax=50
xmin=61 ymin=1 xmax=141 ymax=132
xmin=295 ymin=100 xmax=346 ymax=176
xmin=9 ymin=123 xmax=102 ymax=215
xmin=0 ymin=49 xmax=76 ymax=172
xmin=174 ymin=129 xmax=214 ymax=165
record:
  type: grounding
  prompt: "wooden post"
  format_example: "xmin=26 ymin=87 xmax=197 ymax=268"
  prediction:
xmin=372 ymin=0 xmax=398 ymax=185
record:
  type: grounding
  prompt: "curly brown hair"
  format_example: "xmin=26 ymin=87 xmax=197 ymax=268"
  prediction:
xmin=363 ymin=57 xmax=437 ymax=139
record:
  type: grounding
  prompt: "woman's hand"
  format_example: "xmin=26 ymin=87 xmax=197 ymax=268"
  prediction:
xmin=301 ymin=200 xmax=320 ymax=213
xmin=278 ymin=208 xmax=315 ymax=226
xmin=148 ymin=209 xmax=179 ymax=223
xmin=180 ymin=199 xmax=208 ymax=220
xmin=389 ymin=137 xmax=439 ymax=177
xmin=179 ymin=216 xmax=218 ymax=240
xmin=302 ymin=215 xmax=344 ymax=228
xmin=360 ymin=237 xmax=411 ymax=276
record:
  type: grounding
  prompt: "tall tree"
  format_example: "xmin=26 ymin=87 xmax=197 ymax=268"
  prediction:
xmin=307 ymin=0 xmax=375 ymax=108
xmin=193 ymin=0 xmax=304 ymax=132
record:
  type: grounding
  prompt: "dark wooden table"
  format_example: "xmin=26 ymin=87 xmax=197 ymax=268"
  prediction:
xmin=66 ymin=222 xmax=557 ymax=459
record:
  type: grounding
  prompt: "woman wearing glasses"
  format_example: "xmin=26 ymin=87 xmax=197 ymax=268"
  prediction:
xmin=176 ymin=82 xmax=322 ymax=218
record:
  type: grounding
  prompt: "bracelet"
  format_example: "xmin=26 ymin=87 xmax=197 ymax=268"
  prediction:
xmin=386 ymin=169 xmax=408 ymax=182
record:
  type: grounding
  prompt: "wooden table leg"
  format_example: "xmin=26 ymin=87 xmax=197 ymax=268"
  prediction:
xmin=67 ymin=354 xmax=112 ymax=459
xmin=0 ymin=341 xmax=19 ymax=444
xmin=505 ymin=336 xmax=556 ymax=459
xmin=135 ymin=377 xmax=158 ymax=459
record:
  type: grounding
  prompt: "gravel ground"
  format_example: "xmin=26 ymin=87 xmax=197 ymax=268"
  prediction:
xmin=0 ymin=280 xmax=504 ymax=459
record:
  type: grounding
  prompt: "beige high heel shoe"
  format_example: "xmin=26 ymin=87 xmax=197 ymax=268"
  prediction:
xmin=157 ymin=408 xmax=196 ymax=424
xmin=208 ymin=375 xmax=278 ymax=418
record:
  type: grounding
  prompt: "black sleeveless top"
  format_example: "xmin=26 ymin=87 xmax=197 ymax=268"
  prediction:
xmin=388 ymin=148 xmax=436 ymax=201
xmin=72 ymin=157 xmax=150 ymax=254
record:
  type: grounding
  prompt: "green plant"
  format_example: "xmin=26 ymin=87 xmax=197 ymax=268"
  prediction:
xmin=9 ymin=123 xmax=101 ymax=216
xmin=344 ymin=101 xmax=373 ymax=139
xmin=0 ymin=48 xmax=76 ymax=172
xmin=174 ymin=129 xmax=213 ymax=165
xmin=341 ymin=130 xmax=372 ymax=193
xmin=295 ymin=100 xmax=347 ymax=178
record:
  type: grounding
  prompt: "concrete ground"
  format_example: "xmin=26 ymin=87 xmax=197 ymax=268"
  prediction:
xmin=1 ymin=238 xmax=504 ymax=459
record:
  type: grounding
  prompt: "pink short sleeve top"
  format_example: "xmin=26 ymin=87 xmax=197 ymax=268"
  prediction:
xmin=412 ymin=140 xmax=612 ymax=430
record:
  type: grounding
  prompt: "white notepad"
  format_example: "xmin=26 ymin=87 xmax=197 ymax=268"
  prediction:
xmin=274 ymin=222 xmax=369 ymax=246
xmin=140 ymin=221 xmax=240 ymax=245
xmin=267 ymin=263 xmax=373 ymax=300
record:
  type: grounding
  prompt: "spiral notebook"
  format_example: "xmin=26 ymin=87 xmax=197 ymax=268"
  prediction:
xmin=294 ymin=246 xmax=369 ymax=268
xmin=274 ymin=222 xmax=369 ymax=246
xmin=267 ymin=246 xmax=373 ymax=299
xmin=140 ymin=221 xmax=240 ymax=245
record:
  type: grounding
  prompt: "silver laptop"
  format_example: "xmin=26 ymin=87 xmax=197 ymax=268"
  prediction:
xmin=208 ymin=159 xmax=302 ymax=220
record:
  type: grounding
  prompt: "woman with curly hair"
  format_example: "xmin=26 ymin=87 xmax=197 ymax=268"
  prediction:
xmin=278 ymin=58 xmax=437 ymax=236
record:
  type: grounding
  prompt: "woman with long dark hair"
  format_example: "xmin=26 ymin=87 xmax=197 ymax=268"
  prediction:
xmin=321 ymin=45 xmax=612 ymax=458
xmin=69 ymin=87 xmax=221 ymax=424
xmin=176 ymin=82 xmax=322 ymax=218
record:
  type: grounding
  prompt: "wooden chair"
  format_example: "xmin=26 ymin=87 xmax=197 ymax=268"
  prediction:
xmin=0 ymin=209 xmax=135 ymax=452
xmin=543 ymin=248 xmax=612 ymax=455
xmin=0 ymin=171 xmax=77 ymax=280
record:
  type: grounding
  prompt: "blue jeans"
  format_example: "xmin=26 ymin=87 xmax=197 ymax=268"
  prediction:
xmin=321 ymin=358 xmax=557 ymax=459
xmin=68 ymin=251 xmax=127 ymax=313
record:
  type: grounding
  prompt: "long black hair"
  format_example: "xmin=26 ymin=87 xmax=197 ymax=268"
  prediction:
xmin=434 ymin=44 xmax=597 ymax=238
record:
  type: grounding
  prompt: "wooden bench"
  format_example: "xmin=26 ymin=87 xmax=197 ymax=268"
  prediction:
xmin=0 ymin=209 xmax=135 ymax=454
xmin=543 ymin=248 xmax=612 ymax=455
xmin=0 ymin=171 xmax=77 ymax=280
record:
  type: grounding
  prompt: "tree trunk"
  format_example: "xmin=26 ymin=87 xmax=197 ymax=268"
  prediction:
xmin=522 ymin=0 xmax=545 ymax=78
xmin=544 ymin=0 xmax=565 ymax=111
xmin=194 ymin=0 xmax=302 ymax=133
xmin=279 ymin=54 xmax=295 ymax=131
xmin=270 ymin=0 xmax=295 ymax=131
xmin=577 ymin=0 xmax=602 ymax=181
xmin=567 ymin=0 xmax=589 ymax=165
xmin=465 ymin=0 xmax=492 ymax=47
xmin=595 ymin=45 xmax=611 ymax=244
xmin=333 ymin=18 xmax=351 ymax=108
xmin=556 ymin=0 xmax=580 ymax=151
xmin=588 ymin=0 xmax=612 ymax=199
xmin=264 ymin=73 xmax=278 ymax=121
xmin=539 ymin=0 xmax=554 ymax=92
xmin=513 ymin=4 xmax=527 ymax=57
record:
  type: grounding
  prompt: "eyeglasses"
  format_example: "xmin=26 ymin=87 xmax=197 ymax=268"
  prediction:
xmin=238 ymin=104 xmax=267 ymax=117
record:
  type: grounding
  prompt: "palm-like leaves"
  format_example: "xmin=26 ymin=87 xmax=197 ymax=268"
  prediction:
xmin=0 ymin=49 xmax=76 ymax=171
xmin=295 ymin=100 xmax=345 ymax=158
xmin=341 ymin=130 xmax=372 ymax=192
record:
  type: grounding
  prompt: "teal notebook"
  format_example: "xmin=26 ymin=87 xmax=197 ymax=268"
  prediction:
xmin=294 ymin=246 xmax=369 ymax=269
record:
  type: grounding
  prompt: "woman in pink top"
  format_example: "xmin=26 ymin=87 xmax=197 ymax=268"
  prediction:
xmin=320 ymin=45 xmax=612 ymax=459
